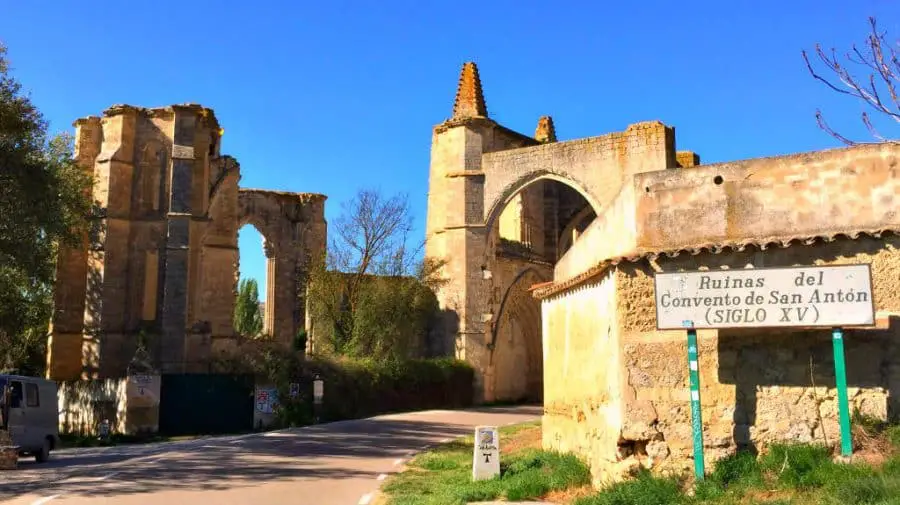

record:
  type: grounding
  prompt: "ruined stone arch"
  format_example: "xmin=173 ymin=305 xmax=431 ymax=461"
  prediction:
xmin=196 ymin=162 xmax=326 ymax=351
xmin=487 ymin=267 xmax=547 ymax=402
xmin=422 ymin=62 xmax=682 ymax=403
xmin=46 ymin=104 xmax=327 ymax=379
xmin=234 ymin=189 xmax=327 ymax=346
xmin=475 ymin=172 xmax=600 ymax=402
xmin=483 ymin=171 xmax=602 ymax=234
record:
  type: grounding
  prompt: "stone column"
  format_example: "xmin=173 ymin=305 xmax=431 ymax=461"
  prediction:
xmin=159 ymin=107 xmax=198 ymax=373
xmin=263 ymin=239 xmax=276 ymax=336
xmin=47 ymin=117 xmax=101 ymax=380
xmin=271 ymin=255 xmax=298 ymax=346
xmin=81 ymin=107 xmax=138 ymax=379
xmin=301 ymin=196 xmax=328 ymax=346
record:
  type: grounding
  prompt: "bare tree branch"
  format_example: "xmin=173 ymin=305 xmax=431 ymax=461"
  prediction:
xmin=802 ymin=16 xmax=900 ymax=145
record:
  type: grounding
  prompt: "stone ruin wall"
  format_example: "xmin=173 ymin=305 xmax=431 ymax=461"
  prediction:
xmin=47 ymin=104 xmax=326 ymax=380
xmin=425 ymin=100 xmax=700 ymax=403
xmin=614 ymin=239 xmax=900 ymax=477
xmin=538 ymin=141 xmax=900 ymax=487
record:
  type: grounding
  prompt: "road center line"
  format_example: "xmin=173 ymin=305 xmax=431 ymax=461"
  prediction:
xmin=358 ymin=492 xmax=373 ymax=505
xmin=30 ymin=495 xmax=61 ymax=505
xmin=99 ymin=471 xmax=120 ymax=480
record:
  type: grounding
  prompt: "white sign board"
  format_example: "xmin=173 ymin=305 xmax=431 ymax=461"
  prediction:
xmin=654 ymin=264 xmax=875 ymax=330
xmin=472 ymin=426 xmax=500 ymax=481
xmin=126 ymin=374 xmax=160 ymax=408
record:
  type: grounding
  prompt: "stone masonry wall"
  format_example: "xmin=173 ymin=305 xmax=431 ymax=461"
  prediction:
xmin=635 ymin=142 xmax=900 ymax=249
xmin=615 ymin=236 xmax=900 ymax=477
xmin=481 ymin=120 xmax=676 ymax=231
xmin=48 ymin=104 xmax=326 ymax=379
xmin=542 ymin=270 xmax=624 ymax=487
xmin=541 ymin=235 xmax=900 ymax=486
xmin=554 ymin=182 xmax=637 ymax=282
xmin=537 ymin=138 xmax=900 ymax=485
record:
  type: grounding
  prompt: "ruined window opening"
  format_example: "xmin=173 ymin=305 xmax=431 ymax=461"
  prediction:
xmin=236 ymin=224 xmax=271 ymax=337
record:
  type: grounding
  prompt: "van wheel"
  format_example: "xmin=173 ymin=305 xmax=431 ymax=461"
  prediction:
xmin=35 ymin=438 xmax=50 ymax=463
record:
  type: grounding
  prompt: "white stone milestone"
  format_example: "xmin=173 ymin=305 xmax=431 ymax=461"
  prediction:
xmin=472 ymin=425 xmax=500 ymax=481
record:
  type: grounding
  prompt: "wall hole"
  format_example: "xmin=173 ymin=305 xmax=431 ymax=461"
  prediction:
xmin=236 ymin=224 xmax=268 ymax=337
xmin=713 ymin=175 xmax=724 ymax=185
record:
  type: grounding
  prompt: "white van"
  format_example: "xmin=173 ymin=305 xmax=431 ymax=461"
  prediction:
xmin=0 ymin=374 xmax=60 ymax=462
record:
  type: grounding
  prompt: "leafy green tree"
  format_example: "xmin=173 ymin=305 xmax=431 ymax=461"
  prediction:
xmin=234 ymin=278 xmax=264 ymax=337
xmin=0 ymin=44 xmax=92 ymax=374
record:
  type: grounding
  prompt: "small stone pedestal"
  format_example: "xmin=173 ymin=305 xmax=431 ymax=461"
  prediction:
xmin=0 ymin=430 xmax=18 ymax=470
xmin=0 ymin=446 xmax=18 ymax=470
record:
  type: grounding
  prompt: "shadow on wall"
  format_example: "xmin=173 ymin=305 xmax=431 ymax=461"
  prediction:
xmin=639 ymin=233 xmax=900 ymax=456
xmin=58 ymin=379 xmax=128 ymax=436
xmin=720 ymin=316 xmax=900 ymax=455
xmin=436 ymin=309 xmax=461 ymax=358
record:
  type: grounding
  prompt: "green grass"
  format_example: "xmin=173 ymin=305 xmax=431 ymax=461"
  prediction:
xmin=382 ymin=421 xmax=591 ymax=505
xmin=382 ymin=419 xmax=900 ymax=505
xmin=573 ymin=468 xmax=684 ymax=505
xmin=572 ymin=439 xmax=900 ymax=505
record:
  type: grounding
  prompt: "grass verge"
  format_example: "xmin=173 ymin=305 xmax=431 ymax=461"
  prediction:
xmin=574 ymin=417 xmax=900 ymax=505
xmin=381 ymin=420 xmax=592 ymax=505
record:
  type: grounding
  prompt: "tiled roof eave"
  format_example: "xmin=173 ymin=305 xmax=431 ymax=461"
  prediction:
xmin=532 ymin=228 xmax=900 ymax=300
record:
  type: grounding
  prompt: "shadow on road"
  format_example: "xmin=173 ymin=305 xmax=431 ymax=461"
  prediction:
xmin=0 ymin=407 xmax=540 ymax=500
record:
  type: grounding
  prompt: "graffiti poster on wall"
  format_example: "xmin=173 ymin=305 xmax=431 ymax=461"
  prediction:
xmin=255 ymin=387 xmax=279 ymax=414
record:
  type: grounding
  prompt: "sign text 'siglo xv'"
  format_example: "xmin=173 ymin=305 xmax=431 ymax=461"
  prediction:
xmin=653 ymin=264 xmax=876 ymax=330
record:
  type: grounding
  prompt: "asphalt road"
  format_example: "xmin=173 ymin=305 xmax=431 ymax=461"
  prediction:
xmin=0 ymin=405 xmax=541 ymax=505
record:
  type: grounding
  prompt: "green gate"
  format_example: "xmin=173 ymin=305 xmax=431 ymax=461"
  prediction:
xmin=158 ymin=374 xmax=255 ymax=436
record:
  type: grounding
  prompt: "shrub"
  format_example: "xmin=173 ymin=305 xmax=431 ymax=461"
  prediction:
xmin=244 ymin=349 xmax=475 ymax=427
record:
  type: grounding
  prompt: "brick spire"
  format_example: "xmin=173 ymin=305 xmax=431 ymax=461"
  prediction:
xmin=535 ymin=116 xmax=557 ymax=143
xmin=452 ymin=62 xmax=488 ymax=119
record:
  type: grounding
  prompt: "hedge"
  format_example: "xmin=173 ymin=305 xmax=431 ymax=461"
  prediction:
xmin=264 ymin=355 xmax=475 ymax=427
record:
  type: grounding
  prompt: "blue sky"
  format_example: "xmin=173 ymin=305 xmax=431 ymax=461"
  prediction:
xmin=2 ymin=1 xmax=898 ymax=299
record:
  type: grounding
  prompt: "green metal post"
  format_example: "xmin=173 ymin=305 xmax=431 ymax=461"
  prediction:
xmin=686 ymin=327 xmax=705 ymax=479
xmin=832 ymin=327 xmax=853 ymax=457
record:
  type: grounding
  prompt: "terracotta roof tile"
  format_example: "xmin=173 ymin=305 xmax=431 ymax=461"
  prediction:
xmin=533 ymin=228 xmax=900 ymax=299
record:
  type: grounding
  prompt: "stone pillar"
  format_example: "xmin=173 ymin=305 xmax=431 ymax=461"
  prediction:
xmin=81 ymin=106 xmax=138 ymax=379
xmin=302 ymin=196 xmax=328 ymax=339
xmin=159 ymin=107 xmax=198 ymax=373
xmin=263 ymin=240 xmax=276 ymax=336
xmin=424 ymin=120 xmax=491 ymax=402
xmin=47 ymin=117 xmax=102 ymax=380
xmin=271 ymin=255 xmax=298 ymax=346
